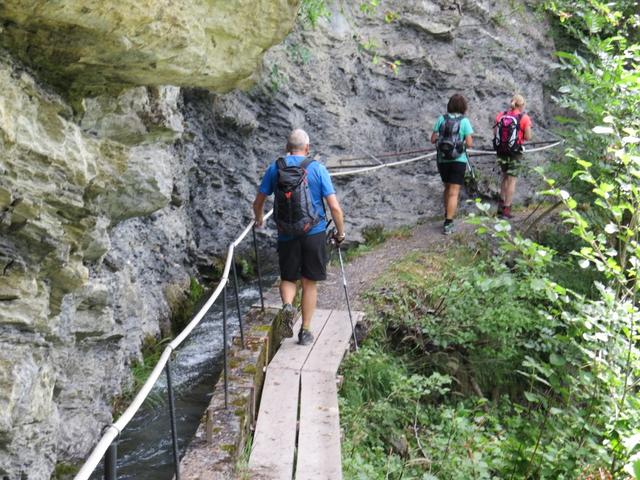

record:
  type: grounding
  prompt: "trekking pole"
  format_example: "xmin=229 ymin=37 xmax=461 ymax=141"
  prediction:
xmin=336 ymin=244 xmax=358 ymax=350
xmin=466 ymin=151 xmax=479 ymax=196
xmin=326 ymin=227 xmax=358 ymax=351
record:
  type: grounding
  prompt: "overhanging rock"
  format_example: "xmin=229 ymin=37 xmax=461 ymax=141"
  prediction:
xmin=0 ymin=0 xmax=300 ymax=96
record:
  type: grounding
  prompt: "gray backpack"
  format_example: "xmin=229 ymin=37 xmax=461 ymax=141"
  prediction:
xmin=437 ymin=114 xmax=465 ymax=161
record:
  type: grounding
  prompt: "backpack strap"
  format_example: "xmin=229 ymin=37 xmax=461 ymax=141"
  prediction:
xmin=448 ymin=116 xmax=461 ymax=145
xmin=276 ymin=157 xmax=287 ymax=170
xmin=300 ymin=157 xmax=315 ymax=170
xmin=514 ymin=113 xmax=524 ymax=132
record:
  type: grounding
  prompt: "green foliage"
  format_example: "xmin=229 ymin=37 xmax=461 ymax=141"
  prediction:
xmin=287 ymin=43 xmax=312 ymax=65
xmin=235 ymin=434 xmax=253 ymax=479
xmin=52 ymin=463 xmax=79 ymax=480
xmin=112 ymin=335 xmax=172 ymax=416
xmin=536 ymin=225 xmax=604 ymax=297
xmin=361 ymin=223 xmax=386 ymax=245
xmin=359 ymin=0 xmax=381 ymax=16
xmin=341 ymin=241 xmax=640 ymax=478
xmin=131 ymin=336 xmax=172 ymax=389
xmin=299 ymin=0 xmax=331 ymax=28
xmin=268 ymin=64 xmax=287 ymax=93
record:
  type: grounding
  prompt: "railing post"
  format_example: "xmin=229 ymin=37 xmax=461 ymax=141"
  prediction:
xmin=223 ymin=283 xmax=229 ymax=409
xmin=252 ymin=226 xmax=265 ymax=312
xmin=165 ymin=359 xmax=181 ymax=480
xmin=103 ymin=440 xmax=117 ymax=480
xmin=231 ymin=252 xmax=245 ymax=347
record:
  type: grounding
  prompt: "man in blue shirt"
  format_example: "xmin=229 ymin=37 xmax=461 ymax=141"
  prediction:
xmin=253 ymin=129 xmax=346 ymax=345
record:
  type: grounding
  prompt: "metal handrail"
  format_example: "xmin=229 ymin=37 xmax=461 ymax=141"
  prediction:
xmin=77 ymin=149 xmax=435 ymax=479
xmin=75 ymin=211 xmax=273 ymax=480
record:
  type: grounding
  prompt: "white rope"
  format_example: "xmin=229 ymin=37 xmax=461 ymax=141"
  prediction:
xmin=468 ymin=140 xmax=564 ymax=156
xmin=328 ymin=140 xmax=563 ymax=177
xmin=77 ymin=136 xmax=563 ymax=479
xmin=329 ymin=152 xmax=436 ymax=177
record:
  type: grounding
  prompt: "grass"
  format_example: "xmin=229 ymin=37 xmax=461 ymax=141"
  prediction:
xmin=235 ymin=434 xmax=254 ymax=479
xmin=111 ymin=276 xmax=206 ymax=416
xmin=339 ymin=244 xmax=545 ymax=478
xmin=299 ymin=0 xmax=331 ymax=28
xmin=340 ymin=223 xmax=413 ymax=263
xmin=111 ymin=335 xmax=172 ymax=416
xmin=52 ymin=463 xmax=79 ymax=480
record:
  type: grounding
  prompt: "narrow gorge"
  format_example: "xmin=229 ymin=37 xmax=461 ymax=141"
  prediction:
xmin=0 ymin=1 xmax=559 ymax=478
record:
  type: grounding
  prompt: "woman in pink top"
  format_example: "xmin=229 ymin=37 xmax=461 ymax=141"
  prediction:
xmin=494 ymin=94 xmax=533 ymax=218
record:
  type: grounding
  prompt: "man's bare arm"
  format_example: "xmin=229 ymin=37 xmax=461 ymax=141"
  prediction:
xmin=253 ymin=192 xmax=267 ymax=228
xmin=325 ymin=194 xmax=345 ymax=239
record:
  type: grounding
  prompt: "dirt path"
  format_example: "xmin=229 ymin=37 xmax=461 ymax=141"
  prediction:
xmin=261 ymin=211 xmax=533 ymax=314
xmin=318 ymin=209 xmax=537 ymax=310
xmin=318 ymin=219 xmax=462 ymax=310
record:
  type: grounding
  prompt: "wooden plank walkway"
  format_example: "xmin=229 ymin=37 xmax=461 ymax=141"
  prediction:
xmin=248 ymin=308 xmax=363 ymax=480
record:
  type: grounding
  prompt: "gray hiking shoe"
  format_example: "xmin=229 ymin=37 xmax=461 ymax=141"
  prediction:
xmin=443 ymin=221 xmax=454 ymax=236
xmin=298 ymin=328 xmax=314 ymax=346
xmin=277 ymin=303 xmax=295 ymax=338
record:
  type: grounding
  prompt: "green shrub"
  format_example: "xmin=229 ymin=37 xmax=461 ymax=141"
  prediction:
xmin=299 ymin=0 xmax=330 ymax=28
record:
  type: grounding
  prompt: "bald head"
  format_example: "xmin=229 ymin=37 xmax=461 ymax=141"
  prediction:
xmin=287 ymin=129 xmax=310 ymax=154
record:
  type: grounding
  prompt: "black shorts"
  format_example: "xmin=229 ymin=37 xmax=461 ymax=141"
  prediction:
xmin=437 ymin=161 xmax=467 ymax=185
xmin=277 ymin=231 xmax=328 ymax=282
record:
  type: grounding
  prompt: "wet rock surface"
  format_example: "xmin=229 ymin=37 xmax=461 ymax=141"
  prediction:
xmin=0 ymin=1 xmax=559 ymax=478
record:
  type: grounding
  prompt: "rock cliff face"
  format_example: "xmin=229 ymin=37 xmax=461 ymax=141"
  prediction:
xmin=0 ymin=1 xmax=557 ymax=478
xmin=0 ymin=0 xmax=299 ymax=97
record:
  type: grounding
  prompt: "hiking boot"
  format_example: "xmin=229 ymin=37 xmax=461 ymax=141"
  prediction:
xmin=443 ymin=221 xmax=454 ymax=236
xmin=298 ymin=328 xmax=314 ymax=346
xmin=499 ymin=205 xmax=513 ymax=219
xmin=276 ymin=303 xmax=295 ymax=338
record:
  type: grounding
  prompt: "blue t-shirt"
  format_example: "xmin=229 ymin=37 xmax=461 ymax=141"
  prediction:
xmin=259 ymin=155 xmax=335 ymax=241
xmin=432 ymin=114 xmax=474 ymax=163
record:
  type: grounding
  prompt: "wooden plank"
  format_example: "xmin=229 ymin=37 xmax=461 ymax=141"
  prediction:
xmin=268 ymin=309 xmax=332 ymax=371
xmin=303 ymin=310 xmax=364 ymax=374
xmin=295 ymin=371 xmax=342 ymax=480
xmin=249 ymin=368 xmax=300 ymax=479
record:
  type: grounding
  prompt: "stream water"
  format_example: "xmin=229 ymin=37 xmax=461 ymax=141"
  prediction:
xmin=90 ymin=269 xmax=277 ymax=480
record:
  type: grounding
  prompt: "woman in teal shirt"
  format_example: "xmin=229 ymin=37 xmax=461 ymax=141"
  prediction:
xmin=430 ymin=94 xmax=474 ymax=235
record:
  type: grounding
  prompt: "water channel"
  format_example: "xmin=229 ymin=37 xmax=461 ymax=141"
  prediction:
xmin=91 ymin=267 xmax=277 ymax=480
